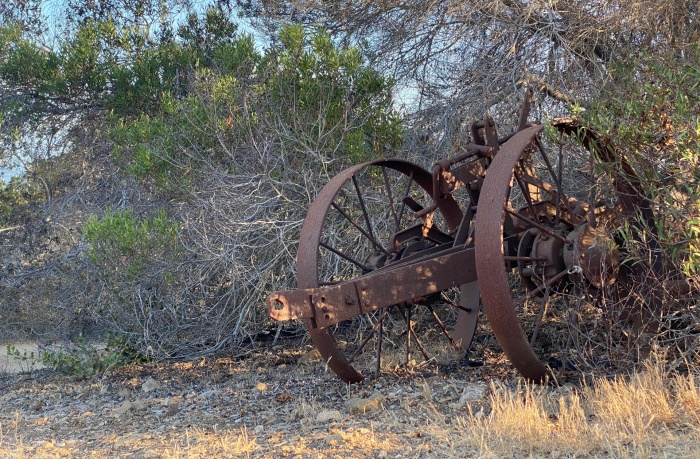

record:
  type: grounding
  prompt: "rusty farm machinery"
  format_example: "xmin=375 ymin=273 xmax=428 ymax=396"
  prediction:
xmin=268 ymin=90 xmax=662 ymax=383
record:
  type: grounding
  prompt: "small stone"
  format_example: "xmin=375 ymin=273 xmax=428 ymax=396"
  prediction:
xmin=115 ymin=399 xmax=147 ymax=415
xmin=253 ymin=425 xmax=264 ymax=434
xmin=324 ymin=433 xmax=343 ymax=444
xmin=199 ymin=389 xmax=222 ymax=399
xmin=142 ymin=377 xmax=162 ymax=393
xmin=346 ymin=392 xmax=386 ymax=414
xmin=162 ymin=396 xmax=184 ymax=407
xmin=316 ymin=409 xmax=343 ymax=423
xmin=299 ymin=349 xmax=321 ymax=364
xmin=256 ymin=382 xmax=268 ymax=391
xmin=459 ymin=385 xmax=487 ymax=404
xmin=422 ymin=381 xmax=433 ymax=402
xmin=115 ymin=400 xmax=134 ymax=415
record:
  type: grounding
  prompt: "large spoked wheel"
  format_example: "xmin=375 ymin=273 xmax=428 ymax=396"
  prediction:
xmin=298 ymin=159 xmax=479 ymax=383
xmin=475 ymin=124 xmax=658 ymax=382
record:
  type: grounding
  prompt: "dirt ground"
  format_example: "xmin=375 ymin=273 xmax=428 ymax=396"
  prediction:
xmin=0 ymin=338 xmax=524 ymax=459
xmin=1 ymin=338 xmax=699 ymax=458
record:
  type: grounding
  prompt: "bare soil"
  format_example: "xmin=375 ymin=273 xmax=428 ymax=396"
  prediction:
xmin=0 ymin=338 xmax=516 ymax=459
xmin=2 ymin=338 xmax=699 ymax=458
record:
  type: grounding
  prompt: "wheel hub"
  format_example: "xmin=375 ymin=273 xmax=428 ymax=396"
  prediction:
xmin=564 ymin=224 xmax=620 ymax=289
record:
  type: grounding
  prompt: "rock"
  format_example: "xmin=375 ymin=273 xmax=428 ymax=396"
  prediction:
xmin=299 ymin=348 xmax=321 ymax=364
xmin=253 ymin=425 xmax=264 ymax=434
xmin=256 ymin=382 xmax=269 ymax=391
xmin=142 ymin=377 xmax=162 ymax=393
xmin=162 ymin=396 xmax=184 ymax=407
xmin=115 ymin=399 xmax=147 ymax=415
xmin=198 ymin=389 xmax=222 ymax=399
xmin=324 ymin=433 xmax=343 ymax=444
xmin=422 ymin=381 xmax=433 ymax=402
xmin=458 ymin=385 xmax=487 ymax=404
xmin=346 ymin=392 xmax=386 ymax=414
xmin=316 ymin=409 xmax=343 ymax=423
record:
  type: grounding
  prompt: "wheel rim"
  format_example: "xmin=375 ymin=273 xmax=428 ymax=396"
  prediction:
xmin=297 ymin=159 xmax=476 ymax=383
xmin=475 ymin=123 xmax=657 ymax=382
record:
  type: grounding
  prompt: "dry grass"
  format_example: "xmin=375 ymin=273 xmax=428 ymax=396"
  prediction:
xmin=459 ymin=362 xmax=700 ymax=457
xmin=1 ymin=352 xmax=700 ymax=458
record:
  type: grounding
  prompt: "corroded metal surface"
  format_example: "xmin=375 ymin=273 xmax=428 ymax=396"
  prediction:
xmin=267 ymin=95 xmax=659 ymax=384
xmin=473 ymin=125 xmax=550 ymax=382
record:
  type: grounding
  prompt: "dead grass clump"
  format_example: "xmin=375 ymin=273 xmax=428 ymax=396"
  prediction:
xmin=0 ymin=414 xmax=26 ymax=459
xmin=674 ymin=373 xmax=700 ymax=425
xmin=460 ymin=364 xmax=700 ymax=457
xmin=585 ymin=364 xmax=675 ymax=440
xmin=461 ymin=381 xmax=595 ymax=456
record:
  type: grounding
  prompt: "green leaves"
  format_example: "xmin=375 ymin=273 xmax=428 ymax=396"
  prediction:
xmin=585 ymin=47 xmax=700 ymax=279
xmin=83 ymin=209 xmax=179 ymax=280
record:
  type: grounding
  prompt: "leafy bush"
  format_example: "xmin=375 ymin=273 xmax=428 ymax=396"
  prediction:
xmin=7 ymin=334 xmax=148 ymax=379
xmin=584 ymin=48 xmax=700 ymax=280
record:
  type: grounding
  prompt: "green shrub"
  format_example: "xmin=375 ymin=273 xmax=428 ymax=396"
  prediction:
xmin=7 ymin=334 xmax=149 ymax=379
xmin=584 ymin=48 xmax=700 ymax=278
xmin=83 ymin=209 xmax=179 ymax=281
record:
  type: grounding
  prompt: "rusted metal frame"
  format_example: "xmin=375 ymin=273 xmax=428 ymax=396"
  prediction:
xmin=505 ymin=208 xmax=568 ymax=244
xmin=415 ymin=153 xmax=489 ymax=221
xmin=438 ymin=158 xmax=487 ymax=247
xmin=483 ymin=117 xmax=500 ymax=153
xmin=413 ymin=165 xmax=443 ymax=219
xmin=504 ymin=256 xmax=547 ymax=262
xmin=518 ymin=87 xmax=534 ymax=132
xmin=329 ymin=201 xmax=390 ymax=256
xmin=269 ymin=244 xmax=477 ymax=328
xmin=390 ymin=223 xmax=453 ymax=251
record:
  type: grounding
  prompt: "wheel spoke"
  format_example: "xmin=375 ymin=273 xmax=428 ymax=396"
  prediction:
xmin=516 ymin=267 xmax=575 ymax=306
xmin=348 ymin=308 xmax=390 ymax=364
xmin=427 ymin=304 xmax=459 ymax=348
xmin=534 ymin=137 xmax=574 ymax=217
xmin=376 ymin=313 xmax=384 ymax=376
xmin=352 ymin=175 xmax=376 ymax=241
xmin=505 ymin=209 xmax=568 ymax=243
xmin=514 ymin=171 xmax=539 ymax=218
xmin=298 ymin=160 xmax=466 ymax=383
xmin=396 ymin=170 xmax=414 ymax=225
xmin=529 ymin=289 xmax=550 ymax=346
xmin=331 ymin=201 xmax=390 ymax=256
xmin=440 ymin=292 xmax=474 ymax=313
xmin=381 ymin=166 xmax=401 ymax=231
xmin=405 ymin=306 xmax=412 ymax=363
xmin=319 ymin=241 xmax=372 ymax=271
